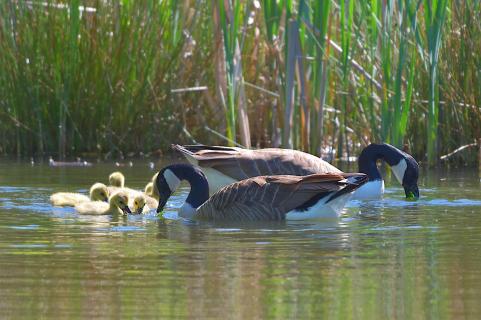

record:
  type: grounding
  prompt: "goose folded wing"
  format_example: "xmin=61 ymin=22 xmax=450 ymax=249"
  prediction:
xmin=195 ymin=174 xmax=349 ymax=221
xmin=174 ymin=144 xmax=341 ymax=180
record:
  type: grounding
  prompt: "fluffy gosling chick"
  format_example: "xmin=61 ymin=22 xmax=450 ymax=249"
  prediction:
xmin=150 ymin=172 xmax=160 ymax=200
xmin=132 ymin=193 xmax=158 ymax=214
xmin=144 ymin=182 xmax=154 ymax=197
xmin=50 ymin=183 xmax=109 ymax=207
xmin=109 ymin=171 xmax=125 ymax=188
xmin=74 ymin=191 xmax=131 ymax=215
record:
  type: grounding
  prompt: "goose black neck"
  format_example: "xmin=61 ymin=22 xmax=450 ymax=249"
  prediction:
xmin=167 ymin=164 xmax=209 ymax=209
xmin=358 ymin=143 xmax=405 ymax=181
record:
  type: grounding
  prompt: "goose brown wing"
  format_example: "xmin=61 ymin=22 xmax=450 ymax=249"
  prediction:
xmin=173 ymin=145 xmax=341 ymax=181
xmin=195 ymin=174 xmax=350 ymax=221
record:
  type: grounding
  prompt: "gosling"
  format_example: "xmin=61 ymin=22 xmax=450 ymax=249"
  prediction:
xmin=132 ymin=193 xmax=158 ymax=214
xmin=50 ymin=183 xmax=109 ymax=207
xmin=74 ymin=190 xmax=131 ymax=215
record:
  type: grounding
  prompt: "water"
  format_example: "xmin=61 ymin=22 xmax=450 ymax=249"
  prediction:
xmin=1 ymin=161 xmax=481 ymax=319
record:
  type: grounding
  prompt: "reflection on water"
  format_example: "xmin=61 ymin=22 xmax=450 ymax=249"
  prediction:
xmin=0 ymin=161 xmax=481 ymax=318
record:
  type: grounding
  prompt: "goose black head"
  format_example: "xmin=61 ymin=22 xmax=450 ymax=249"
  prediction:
xmin=155 ymin=164 xmax=210 ymax=214
xmin=401 ymin=155 xmax=419 ymax=199
xmin=386 ymin=146 xmax=420 ymax=199
xmin=155 ymin=167 xmax=181 ymax=213
xmin=359 ymin=143 xmax=420 ymax=199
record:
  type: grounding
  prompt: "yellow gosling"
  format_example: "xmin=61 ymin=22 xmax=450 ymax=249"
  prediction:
xmin=144 ymin=182 xmax=153 ymax=197
xmin=150 ymin=172 xmax=159 ymax=200
xmin=132 ymin=193 xmax=158 ymax=214
xmin=109 ymin=171 xmax=125 ymax=188
xmin=50 ymin=183 xmax=109 ymax=207
xmin=75 ymin=191 xmax=131 ymax=215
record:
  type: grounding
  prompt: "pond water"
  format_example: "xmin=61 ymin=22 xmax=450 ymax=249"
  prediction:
xmin=1 ymin=160 xmax=481 ymax=319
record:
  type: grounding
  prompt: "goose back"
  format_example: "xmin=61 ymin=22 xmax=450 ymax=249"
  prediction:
xmin=173 ymin=144 xmax=340 ymax=183
xmin=195 ymin=173 xmax=363 ymax=221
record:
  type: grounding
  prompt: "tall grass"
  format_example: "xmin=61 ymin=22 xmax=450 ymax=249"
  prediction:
xmin=3 ymin=0 xmax=481 ymax=166
xmin=423 ymin=0 xmax=449 ymax=165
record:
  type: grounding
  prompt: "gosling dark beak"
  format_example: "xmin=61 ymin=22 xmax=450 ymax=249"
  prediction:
xmin=157 ymin=197 xmax=168 ymax=213
xmin=135 ymin=206 xmax=144 ymax=215
xmin=103 ymin=196 xmax=109 ymax=202
xmin=121 ymin=205 xmax=132 ymax=214
xmin=404 ymin=184 xmax=419 ymax=200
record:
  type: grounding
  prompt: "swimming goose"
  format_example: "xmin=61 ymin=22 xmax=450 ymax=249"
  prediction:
xmin=172 ymin=143 xmax=419 ymax=200
xmin=50 ymin=182 xmax=109 ymax=207
xmin=155 ymin=163 xmax=368 ymax=221
xmin=74 ymin=190 xmax=131 ymax=215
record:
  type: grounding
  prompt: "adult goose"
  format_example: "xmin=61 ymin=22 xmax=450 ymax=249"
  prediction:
xmin=155 ymin=163 xmax=368 ymax=221
xmin=172 ymin=143 xmax=419 ymax=200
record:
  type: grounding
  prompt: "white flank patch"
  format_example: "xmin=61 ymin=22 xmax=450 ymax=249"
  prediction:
xmin=164 ymin=169 xmax=181 ymax=193
xmin=351 ymin=180 xmax=384 ymax=200
xmin=201 ymin=167 xmax=237 ymax=195
xmin=286 ymin=193 xmax=353 ymax=220
xmin=391 ymin=159 xmax=407 ymax=184
xmin=179 ymin=202 xmax=196 ymax=219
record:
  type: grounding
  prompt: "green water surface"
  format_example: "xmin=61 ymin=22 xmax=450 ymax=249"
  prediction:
xmin=1 ymin=161 xmax=481 ymax=319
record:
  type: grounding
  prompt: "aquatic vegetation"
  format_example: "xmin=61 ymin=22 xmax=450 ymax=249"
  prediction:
xmin=1 ymin=1 xmax=480 ymax=165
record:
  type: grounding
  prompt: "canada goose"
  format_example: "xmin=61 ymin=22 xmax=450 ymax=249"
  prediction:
xmin=155 ymin=163 xmax=367 ymax=221
xmin=172 ymin=143 xmax=419 ymax=200
xmin=50 ymin=182 xmax=109 ymax=207
xmin=74 ymin=191 xmax=132 ymax=215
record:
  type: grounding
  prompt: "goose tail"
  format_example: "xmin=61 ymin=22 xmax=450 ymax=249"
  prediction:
xmin=327 ymin=173 xmax=368 ymax=203
xmin=171 ymin=144 xmax=201 ymax=164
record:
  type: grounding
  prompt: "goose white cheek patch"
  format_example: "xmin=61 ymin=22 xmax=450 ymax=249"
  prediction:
xmin=164 ymin=169 xmax=181 ymax=192
xmin=391 ymin=159 xmax=407 ymax=184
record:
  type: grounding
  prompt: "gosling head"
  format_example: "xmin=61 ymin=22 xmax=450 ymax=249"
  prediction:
xmin=109 ymin=171 xmax=125 ymax=188
xmin=133 ymin=194 xmax=147 ymax=214
xmin=89 ymin=183 xmax=109 ymax=202
xmin=110 ymin=191 xmax=131 ymax=214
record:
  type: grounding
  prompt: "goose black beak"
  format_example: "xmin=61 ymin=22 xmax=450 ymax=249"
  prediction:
xmin=404 ymin=184 xmax=419 ymax=200
xmin=157 ymin=197 xmax=168 ymax=213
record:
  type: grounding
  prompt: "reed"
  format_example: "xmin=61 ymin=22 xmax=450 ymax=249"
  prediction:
xmin=4 ymin=0 xmax=481 ymax=166
xmin=422 ymin=0 xmax=449 ymax=165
